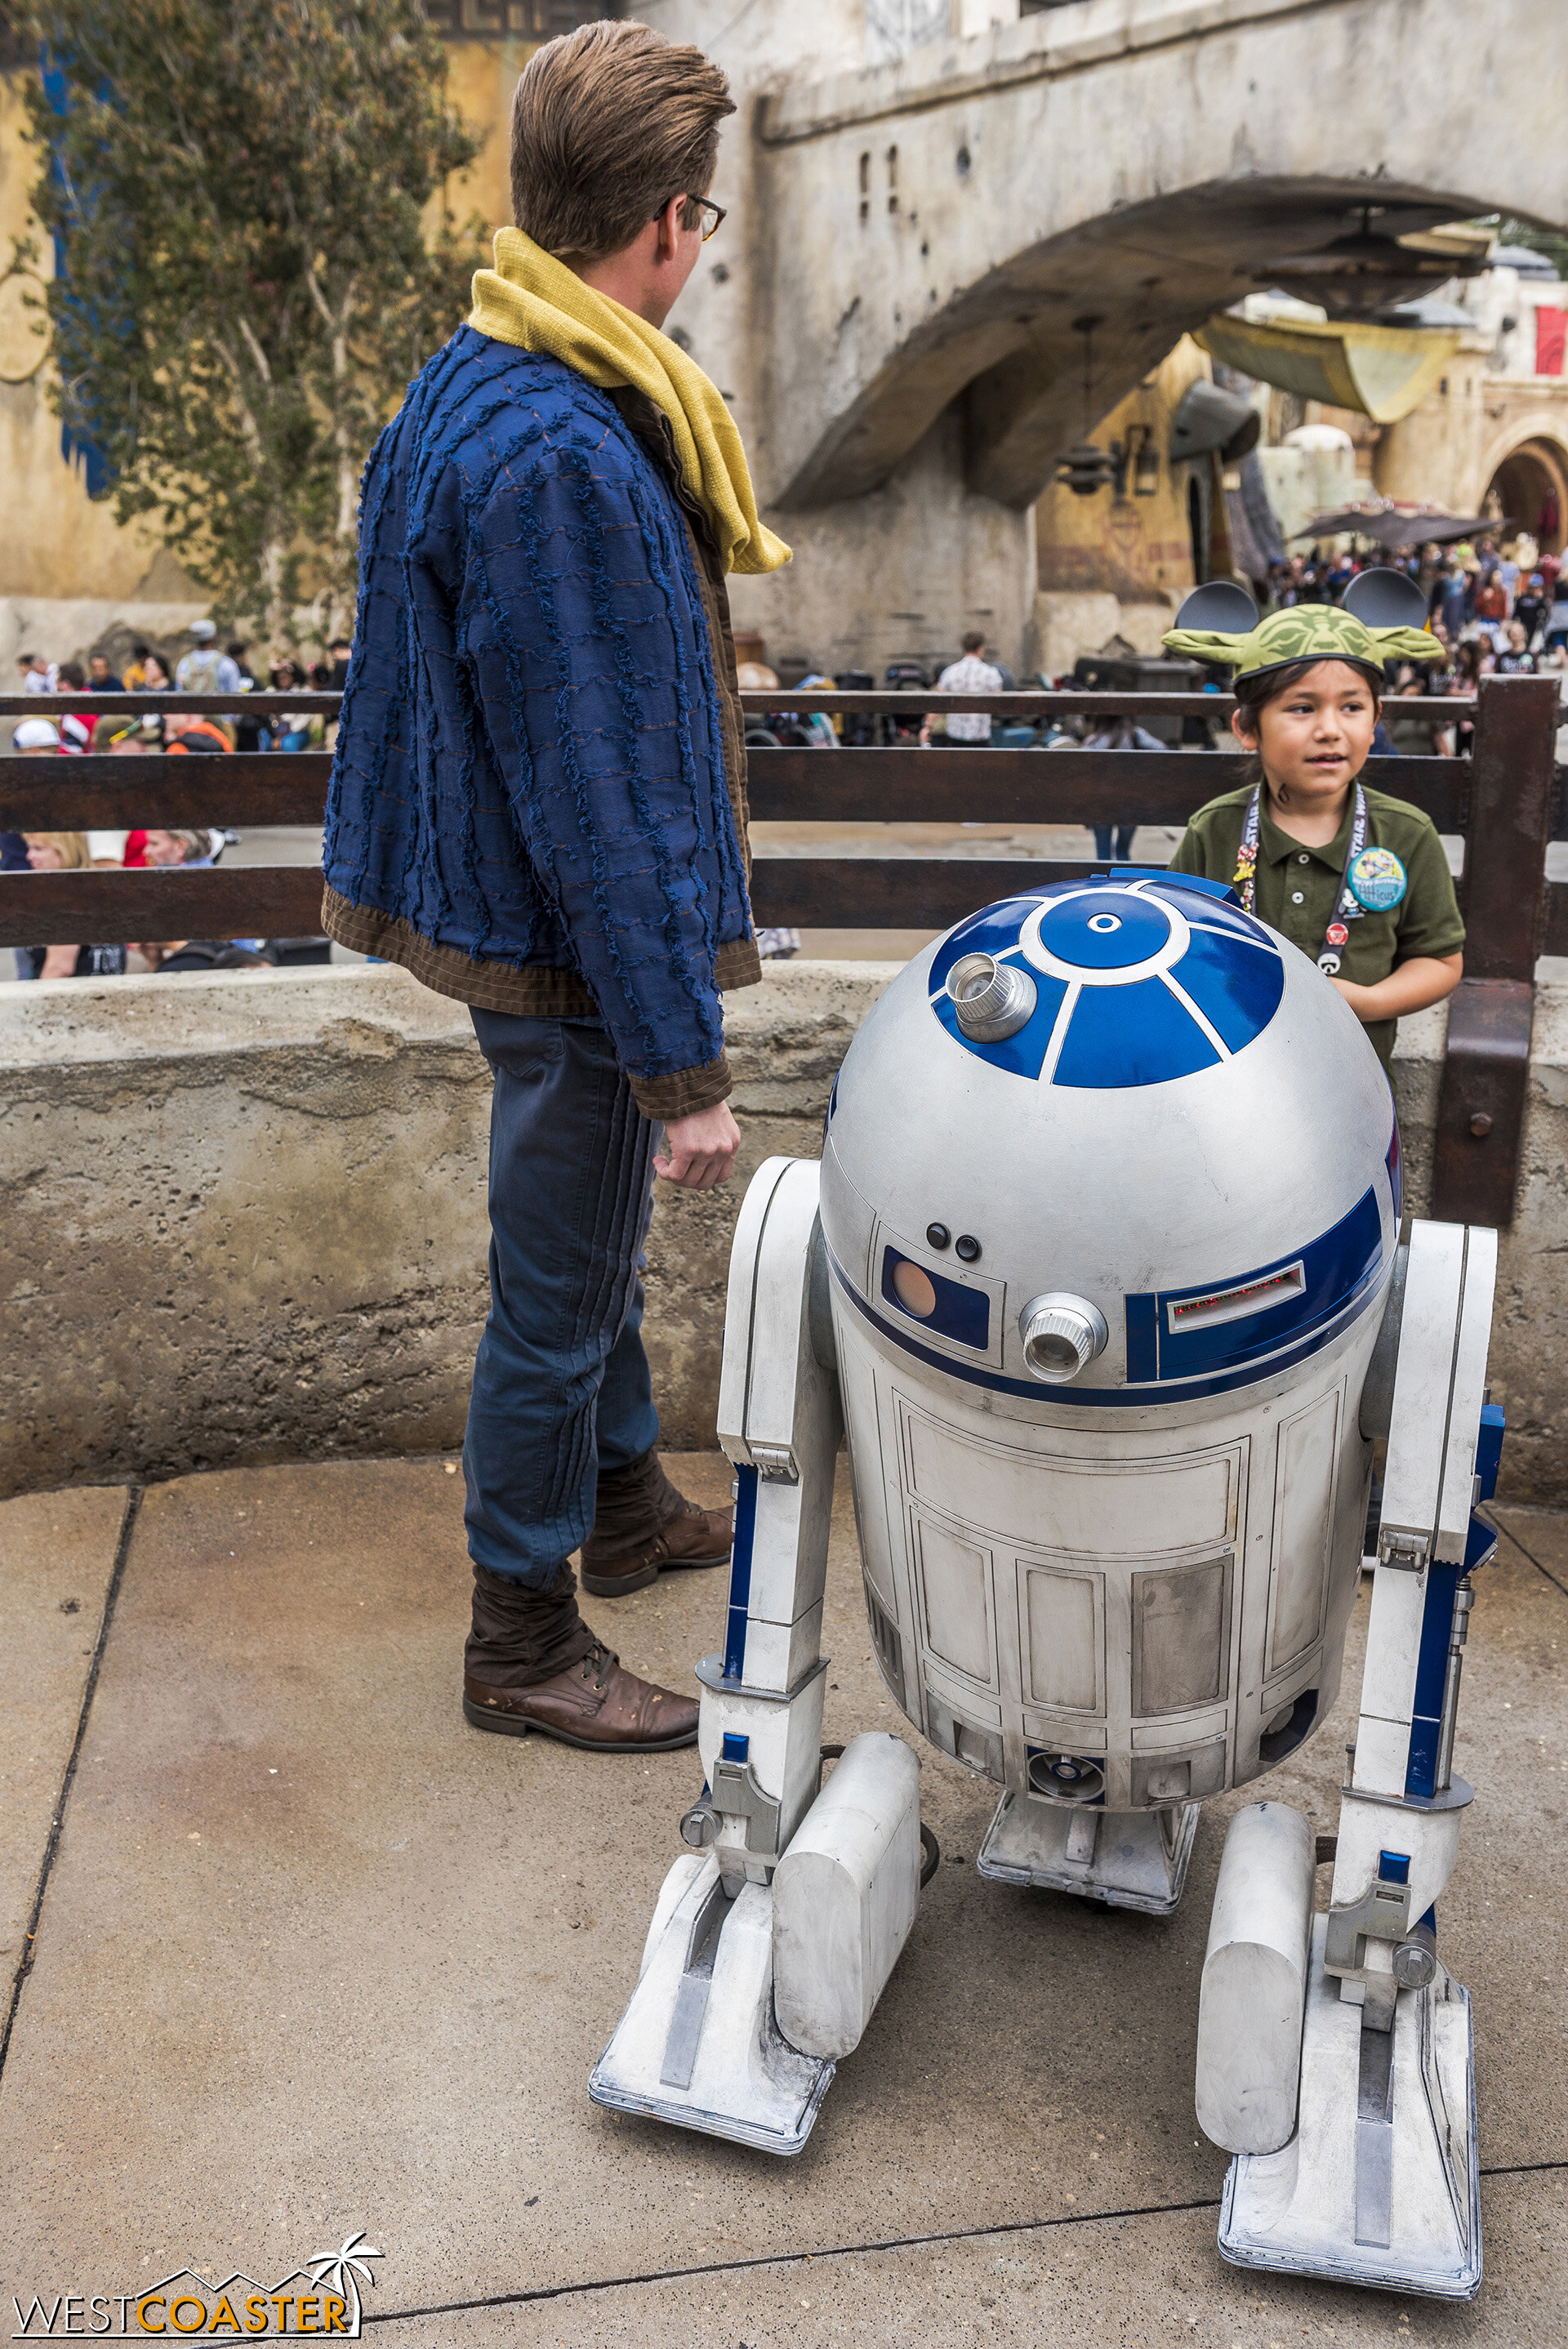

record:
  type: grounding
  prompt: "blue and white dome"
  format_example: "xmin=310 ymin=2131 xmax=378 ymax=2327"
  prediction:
xmin=929 ymin=872 xmax=1284 ymax=1086
xmin=820 ymin=871 xmax=1399 ymax=1409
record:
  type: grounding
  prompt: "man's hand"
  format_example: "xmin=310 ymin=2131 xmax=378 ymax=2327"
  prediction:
xmin=655 ymin=1103 xmax=741 ymax=1192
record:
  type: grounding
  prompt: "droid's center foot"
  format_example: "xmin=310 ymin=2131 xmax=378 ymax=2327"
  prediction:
xmin=976 ymin=1793 xmax=1199 ymax=1915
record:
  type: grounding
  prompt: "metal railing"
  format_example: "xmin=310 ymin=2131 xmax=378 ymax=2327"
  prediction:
xmin=1 ymin=675 xmax=1561 ymax=1228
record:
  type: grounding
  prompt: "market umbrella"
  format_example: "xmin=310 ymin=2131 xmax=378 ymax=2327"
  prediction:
xmin=1407 ymin=514 xmax=1512 ymax=546
xmin=1292 ymin=507 xmax=1508 ymax=548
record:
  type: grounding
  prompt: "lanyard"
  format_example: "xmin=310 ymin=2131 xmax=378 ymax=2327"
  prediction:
xmin=1233 ymin=784 xmax=1368 ymax=974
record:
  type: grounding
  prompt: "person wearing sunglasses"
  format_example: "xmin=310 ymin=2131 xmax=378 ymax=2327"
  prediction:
xmin=323 ymin=20 xmax=791 ymax=1758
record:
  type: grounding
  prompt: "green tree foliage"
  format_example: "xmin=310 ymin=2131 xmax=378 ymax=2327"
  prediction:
xmin=1494 ymin=218 xmax=1568 ymax=282
xmin=24 ymin=0 xmax=485 ymax=639
xmin=1468 ymin=216 xmax=1568 ymax=282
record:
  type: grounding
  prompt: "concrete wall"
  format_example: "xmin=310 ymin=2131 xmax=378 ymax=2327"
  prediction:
xmin=4 ymin=960 xmax=1568 ymax=1509
xmin=0 ymin=961 xmax=892 ymax=1497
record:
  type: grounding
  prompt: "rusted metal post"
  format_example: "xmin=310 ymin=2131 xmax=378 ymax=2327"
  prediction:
xmin=1432 ymin=673 xmax=1559 ymax=1227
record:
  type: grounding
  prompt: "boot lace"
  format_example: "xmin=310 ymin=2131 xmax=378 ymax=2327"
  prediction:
xmin=580 ymin=1641 xmax=617 ymax=1693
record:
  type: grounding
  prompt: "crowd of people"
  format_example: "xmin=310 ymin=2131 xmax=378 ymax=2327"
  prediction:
xmin=9 ymin=533 xmax=1568 ymax=982
xmin=4 ymin=624 xmax=350 ymax=982
xmin=1269 ymin=532 xmax=1568 ymax=666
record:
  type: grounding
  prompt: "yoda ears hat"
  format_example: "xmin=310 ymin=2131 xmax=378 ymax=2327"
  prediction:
xmin=1162 ymin=568 xmax=1442 ymax=681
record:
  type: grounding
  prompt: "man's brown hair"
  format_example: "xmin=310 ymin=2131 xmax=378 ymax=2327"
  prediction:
xmin=510 ymin=20 xmax=734 ymax=263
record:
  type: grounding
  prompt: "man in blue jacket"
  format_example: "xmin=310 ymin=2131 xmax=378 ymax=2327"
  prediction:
xmin=323 ymin=21 xmax=791 ymax=1754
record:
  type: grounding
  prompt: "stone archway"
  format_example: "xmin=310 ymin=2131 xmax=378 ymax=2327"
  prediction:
xmin=1482 ymin=433 xmax=1568 ymax=555
xmin=743 ymin=0 xmax=1568 ymax=518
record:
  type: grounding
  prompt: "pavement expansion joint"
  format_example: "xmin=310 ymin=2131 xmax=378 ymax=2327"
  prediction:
xmin=359 ymin=2195 xmax=1232 ymax=2324
xmin=369 ymin=2168 xmax=1568 ymax=2325
xmin=0 ymin=1481 xmax=140 ymax=2079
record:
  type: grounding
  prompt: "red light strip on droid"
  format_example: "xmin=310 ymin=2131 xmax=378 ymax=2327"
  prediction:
xmin=1167 ymin=1261 xmax=1306 ymax=1334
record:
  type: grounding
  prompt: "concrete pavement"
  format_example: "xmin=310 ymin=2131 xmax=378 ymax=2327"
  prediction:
xmin=2 ymin=1458 xmax=1564 ymax=2343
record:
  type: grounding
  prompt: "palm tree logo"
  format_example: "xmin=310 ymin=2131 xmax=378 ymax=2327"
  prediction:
xmin=305 ymin=2232 xmax=384 ymax=2333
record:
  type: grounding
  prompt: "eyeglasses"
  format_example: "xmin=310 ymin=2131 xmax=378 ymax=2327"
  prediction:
xmin=657 ymin=193 xmax=727 ymax=242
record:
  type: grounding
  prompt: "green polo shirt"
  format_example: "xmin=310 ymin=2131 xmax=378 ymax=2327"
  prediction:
xmin=1168 ymin=782 xmax=1464 ymax=1071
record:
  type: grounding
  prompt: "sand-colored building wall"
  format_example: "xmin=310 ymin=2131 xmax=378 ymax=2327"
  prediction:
xmin=0 ymin=74 xmax=193 ymax=611
xmin=0 ymin=33 xmax=528 ymax=660
xmin=1033 ymin=338 xmax=1207 ymax=604
xmin=1374 ymin=366 xmax=1568 ymax=554
xmin=1026 ymin=337 xmax=1210 ymax=679
xmin=442 ymin=34 xmax=529 ymax=241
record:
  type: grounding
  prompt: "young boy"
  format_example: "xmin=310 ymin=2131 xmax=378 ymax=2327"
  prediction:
xmin=1164 ymin=582 xmax=1463 ymax=1075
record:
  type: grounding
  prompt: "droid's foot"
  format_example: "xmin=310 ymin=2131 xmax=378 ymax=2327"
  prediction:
xmin=976 ymin=1793 xmax=1199 ymax=1914
xmin=589 ymin=1853 xmax=834 ymax=2155
xmin=1218 ymin=1919 xmax=1481 ymax=2300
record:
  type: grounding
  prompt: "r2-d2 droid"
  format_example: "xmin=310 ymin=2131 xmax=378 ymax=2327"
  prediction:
xmin=590 ymin=869 xmax=1502 ymax=2301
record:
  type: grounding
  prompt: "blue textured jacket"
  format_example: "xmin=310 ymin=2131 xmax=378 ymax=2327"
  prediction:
xmin=322 ymin=326 xmax=761 ymax=1120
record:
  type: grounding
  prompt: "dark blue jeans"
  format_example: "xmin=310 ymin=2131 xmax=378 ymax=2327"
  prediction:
xmin=1093 ymin=824 xmax=1136 ymax=862
xmin=463 ymin=1012 xmax=661 ymax=1588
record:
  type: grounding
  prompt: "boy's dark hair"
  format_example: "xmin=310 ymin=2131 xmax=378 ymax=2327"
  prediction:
xmin=960 ymin=629 xmax=987 ymax=654
xmin=57 ymin=661 xmax=86 ymax=689
xmin=510 ymin=20 xmax=733 ymax=263
xmin=1232 ymin=657 xmax=1382 ymax=738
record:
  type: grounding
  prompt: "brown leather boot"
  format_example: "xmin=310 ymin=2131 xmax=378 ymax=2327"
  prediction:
xmin=580 ymin=1446 xmax=732 ymax=1598
xmin=463 ymin=1642 xmax=698 ymax=1751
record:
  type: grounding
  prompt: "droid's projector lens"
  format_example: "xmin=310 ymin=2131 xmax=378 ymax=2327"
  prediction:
xmin=891 ymin=1261 xmax=938 ymax=1318
xmin=1019 ymin=1293 xmax=1110 ymax=1383
xmin=1029 ymin=1330 xmax=1080 ymax=1375
xmin=946 ymin=952 xmax=1037 ymax=1041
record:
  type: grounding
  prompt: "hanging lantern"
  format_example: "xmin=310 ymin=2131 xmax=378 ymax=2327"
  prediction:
xmin=1054 ymin=314 xmax=1120 ymax=497
xmin=1056 ymin=441 xmax=1121 ymax=497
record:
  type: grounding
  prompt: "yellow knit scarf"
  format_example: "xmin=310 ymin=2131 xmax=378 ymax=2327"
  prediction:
xmin=467 ymin=228 xmax=791 ymax=579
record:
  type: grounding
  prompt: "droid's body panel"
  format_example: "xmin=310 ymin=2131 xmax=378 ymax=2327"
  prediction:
xmin=831 ymin=1291 xmax=1379 ymax=1815
xmin=818 ymin=872 xmax=1397 ymax=1813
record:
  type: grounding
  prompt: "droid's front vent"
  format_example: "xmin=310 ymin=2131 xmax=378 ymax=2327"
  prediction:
xmin=946 ymin=952 xmax=1037 ymax=1041
xmin=925 ymin=1689 xmax=1005 ymax=1783
xmin=1019 ymin=1293 xmax=1109 ymax=1384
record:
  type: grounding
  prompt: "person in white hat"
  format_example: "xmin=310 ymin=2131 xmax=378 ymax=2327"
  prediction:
xmin=174 ymin=621 xmax=243 ymax=701
xmin=13 ymin=717 xmax=61 ymax=751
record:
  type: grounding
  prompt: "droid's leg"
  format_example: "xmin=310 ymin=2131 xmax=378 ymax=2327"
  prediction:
xmin=589 ymin=1157 xmax=924 ymax=2153
xmin=1205 ymin=1219 xmax=1499 ymax=2299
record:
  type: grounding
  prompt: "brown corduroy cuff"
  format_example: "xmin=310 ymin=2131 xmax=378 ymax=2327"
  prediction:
xmin=629 ymin=1054 xmax=733 ymax=1122
xmin=322 ymin=889 xmax=760 ymax=1114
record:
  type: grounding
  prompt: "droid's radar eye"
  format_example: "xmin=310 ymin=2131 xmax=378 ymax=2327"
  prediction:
xmin=945 ymin=951 xmax=1036 ymax=1041
xmin=891 ymin=1261 xmax=938 ymax=1317
xmin=1019 ymin=1293 xmax=1109 ymax=1384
